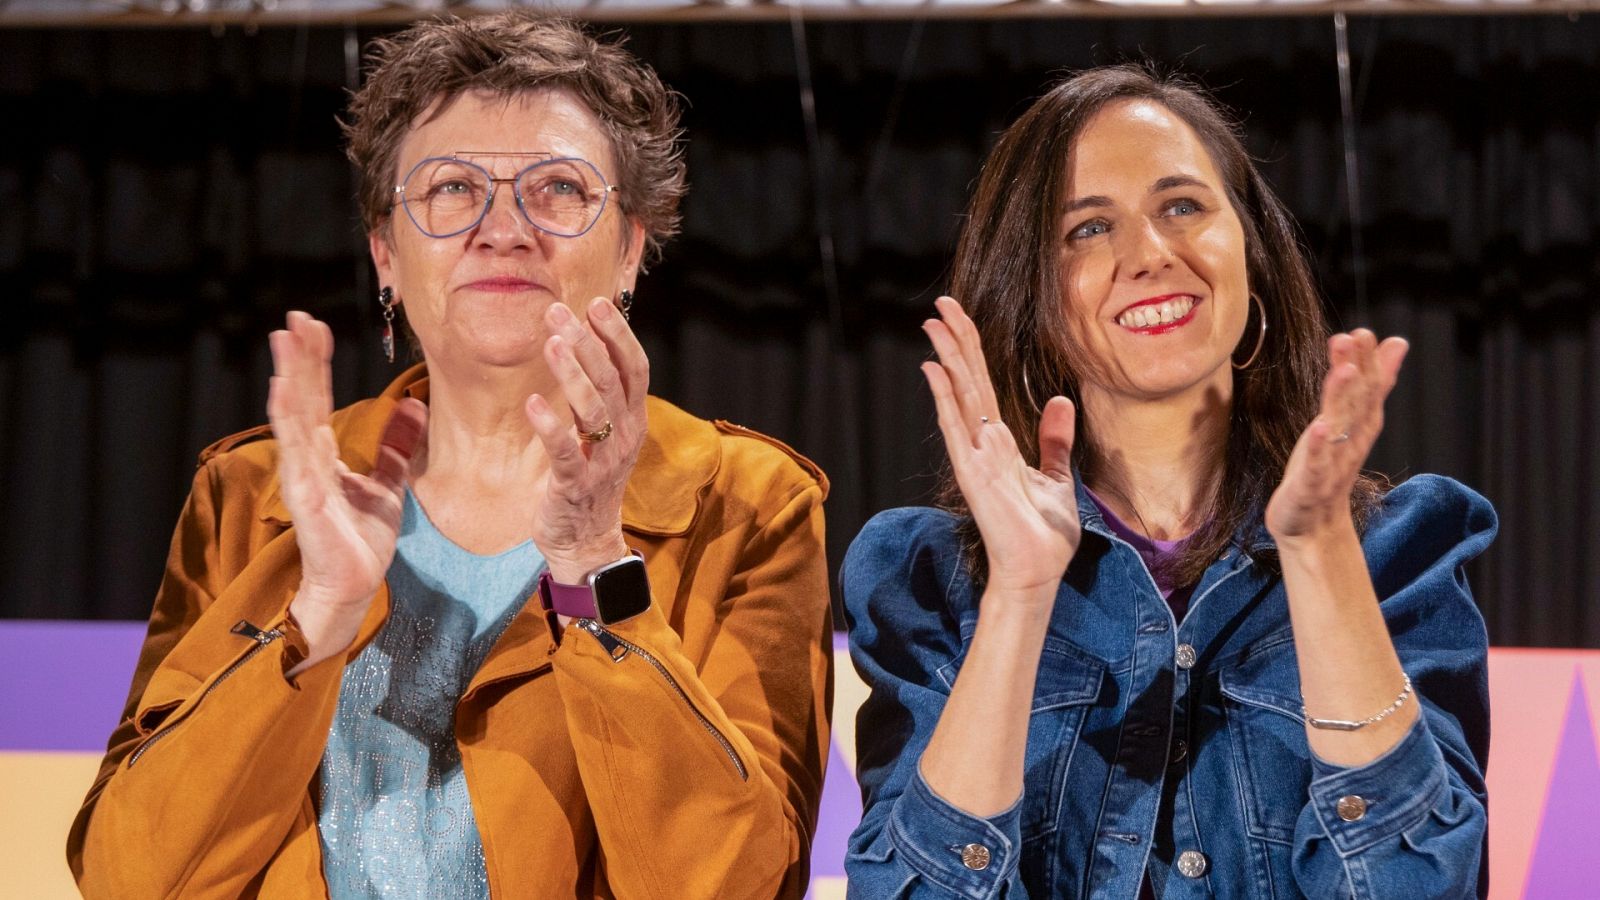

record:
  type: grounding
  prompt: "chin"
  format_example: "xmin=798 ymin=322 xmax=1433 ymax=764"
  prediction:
xmin=471 ymin=341 xmax=547 ymax=370
xmin=427 ymin=325 xmax=547 ymax=371
xmin=1122 ymin=357 xmax=1233 ymax=401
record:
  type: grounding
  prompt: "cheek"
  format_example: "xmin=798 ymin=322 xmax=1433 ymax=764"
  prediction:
xmin=394 ymin=240 xmax=458 ymax=291
xmin=1194 ymin=223 xmax=1251 ymax=338
xmin=1064 ymin=250 xmax=1114 ymax=319
xmin=1194 ymin=216 xmax=1249 ymax=286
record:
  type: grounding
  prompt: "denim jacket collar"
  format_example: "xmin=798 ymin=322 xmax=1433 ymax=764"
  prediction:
xmin=1071 ymin=472 xmax=1278 ymax=555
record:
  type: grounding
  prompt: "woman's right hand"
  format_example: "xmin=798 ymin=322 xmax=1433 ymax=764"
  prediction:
xmin=269 ymin=312 xmax=426 ymax=661
xmin=922 ymin=296 xmax=1081 ymax=596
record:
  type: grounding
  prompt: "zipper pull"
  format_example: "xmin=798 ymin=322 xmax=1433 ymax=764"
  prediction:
xmin=577 ymin=619 xmax=629 ymax=662
xmin=230 ymin=620 xmax=282 ymax=645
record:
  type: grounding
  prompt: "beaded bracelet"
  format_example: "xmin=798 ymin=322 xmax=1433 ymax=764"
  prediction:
xmin=1303 ymin=673 xmax=1413 ymax=732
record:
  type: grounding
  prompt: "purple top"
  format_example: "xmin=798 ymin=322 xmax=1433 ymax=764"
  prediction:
xmin=1084 ymin=487 xmax=1197 ymax=623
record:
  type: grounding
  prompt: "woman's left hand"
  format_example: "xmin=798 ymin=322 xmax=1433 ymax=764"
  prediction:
xmin=525 ymin=297 xmax=648 ymax=584
xmin=1266 ymin=329 xmax=1408 ymax=544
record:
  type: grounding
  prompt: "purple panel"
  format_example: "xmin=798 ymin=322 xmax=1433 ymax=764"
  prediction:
xmin=1523 ymin=669 xmax=1600 ymax=897
xmin=0 ymin=620 xmax=147 ymax=751
xmin=805 ymin=631 xmax=862 ymax=895
xmin=812 ymin=742 xmax=863 ymax=879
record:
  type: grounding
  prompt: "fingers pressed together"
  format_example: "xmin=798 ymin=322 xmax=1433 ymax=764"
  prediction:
xmin=922 ymin=296 xmax=1002 ymax=455
xmin=1315 ymin=328 xmax=1408 ymax=453
xmin=525 ymin=297 xmax=649 ymax=470
xmin=1279 ymin=328 xmax=1409 ymax=513
xmin=268 ymin=312 xmax=344 ymax=499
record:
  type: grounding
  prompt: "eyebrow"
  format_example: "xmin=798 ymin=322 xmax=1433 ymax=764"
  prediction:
xmin=1063 ymin=174 xmax=1213 ymax=214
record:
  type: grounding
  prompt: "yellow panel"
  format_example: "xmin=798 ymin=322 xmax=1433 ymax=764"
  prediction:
xmin=0 ymin=751 xmax=102 ymax=900
xmin=831 ymin=644 xmax=870 ymax=775
xmin=809 ymin=875 xmax=848 ymax=899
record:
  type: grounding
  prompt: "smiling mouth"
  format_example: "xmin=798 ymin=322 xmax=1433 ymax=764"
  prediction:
xmin=1115 ymin=295 xmax=1199 ymax=332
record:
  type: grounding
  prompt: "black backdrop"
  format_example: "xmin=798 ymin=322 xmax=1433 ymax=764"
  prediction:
xmin=2 ymin=14 xmax=1597 ymax=647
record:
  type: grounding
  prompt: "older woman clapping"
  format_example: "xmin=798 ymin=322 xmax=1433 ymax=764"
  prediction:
xmin=69 ymin=14 xmax=831 ymax=899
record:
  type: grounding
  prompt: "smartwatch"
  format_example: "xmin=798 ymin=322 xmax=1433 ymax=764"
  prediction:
xmin=538 ymin=551 xmax=652 ymax=626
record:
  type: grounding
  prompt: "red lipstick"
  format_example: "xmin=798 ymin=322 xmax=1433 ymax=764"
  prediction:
xmin=1114 ymin=294 xmax=1200 ymax=335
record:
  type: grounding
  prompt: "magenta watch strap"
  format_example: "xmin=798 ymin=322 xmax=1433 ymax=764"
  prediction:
xmin=537 ymin=549 xmax=646 ymax=620
xmin=538 ymin=570 xmax=599 ymax=619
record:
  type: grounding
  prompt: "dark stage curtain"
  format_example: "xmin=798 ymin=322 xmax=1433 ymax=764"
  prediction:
xmin=1 ymin=15 xmax=1596 ymax=647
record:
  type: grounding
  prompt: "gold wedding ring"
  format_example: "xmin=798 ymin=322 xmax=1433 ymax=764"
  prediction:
xmin=578 ymin=420 xmax=614 ymax=443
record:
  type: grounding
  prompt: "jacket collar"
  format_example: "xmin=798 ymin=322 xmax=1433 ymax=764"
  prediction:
xmin=1073 ymin=475 xmax=1276 ymax=553
xmin=256 ymin=364 xmax=718 ymax=536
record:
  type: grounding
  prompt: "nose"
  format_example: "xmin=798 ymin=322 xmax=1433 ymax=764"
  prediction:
xmin=472 ymin=180 xmax=538 ymax=252
xmin=1116 ymin=217 xmax=1174 ymax=280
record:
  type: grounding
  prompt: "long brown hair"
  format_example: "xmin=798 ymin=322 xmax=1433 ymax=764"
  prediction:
xmin=940 ymin=64 xmax=1384 ymax=586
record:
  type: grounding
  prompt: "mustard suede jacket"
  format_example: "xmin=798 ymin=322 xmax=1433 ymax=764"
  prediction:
xmin=67 ymin=366 xmax=833 ymax=899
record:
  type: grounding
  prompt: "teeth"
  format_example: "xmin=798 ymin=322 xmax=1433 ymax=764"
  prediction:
xmin=1118 ymin=297 xmax=1194 ymax=328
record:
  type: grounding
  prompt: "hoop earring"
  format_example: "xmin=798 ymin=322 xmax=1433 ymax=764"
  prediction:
xmin=1233 ymin=292 xmax=1267 ymax=370
xmin=616 ymin=289 xmax=634 ymax=322
xmin=1021 ymin=368 xmax=1043 ymax=415
xmin=378 ymin=286 xmax=397 ymax=364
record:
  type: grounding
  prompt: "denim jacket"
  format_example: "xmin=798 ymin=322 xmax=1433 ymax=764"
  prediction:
xmin=843 ymin=475 xmax=1494 ymax=899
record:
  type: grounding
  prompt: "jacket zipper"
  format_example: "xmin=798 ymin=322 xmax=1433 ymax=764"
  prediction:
xmin=127 ymin=620 xmax=283 ymax=768
xmin=575 ymin=619 xmax=749 ymax=781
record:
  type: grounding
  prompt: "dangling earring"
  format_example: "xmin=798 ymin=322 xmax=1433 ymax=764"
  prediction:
xmin=616 ymin=289 xmax=634 ymax=322
xmin=1233 ymin=292 xmax=1268 ymax=370
xmin=378 ymin=286 xmax=397 ymax=364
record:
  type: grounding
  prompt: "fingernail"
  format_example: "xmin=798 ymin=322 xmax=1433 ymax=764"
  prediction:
xmin=591 ymin=299 xmax=612 ymax=321
xmin=548 ymin=303 xmax=572 ymax=325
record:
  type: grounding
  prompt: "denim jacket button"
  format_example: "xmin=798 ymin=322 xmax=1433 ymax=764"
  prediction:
xmin=1175 ymin=644 xmax=1197 ymax=669
xmin=1336 ymin=795 xmax=1368 ymax=821
xmin=1177 ymin=850 xmax=1208 ymax=878
xmin=1169 ymin=739 xmax=1188 ymax=765
xmin=960 ymin=843 xmax=992 ymax=870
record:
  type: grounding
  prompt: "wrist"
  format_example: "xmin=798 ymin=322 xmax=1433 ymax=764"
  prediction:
xmin=287 ymin=590 xmax=368 ymax=672
xmin=979 ymin=579 xmax=1061 ymax=617
xmin=1271 ymin=515 xmax=1359 ymax=558
xmin=544 ymin=533 xmax=631 ymax=585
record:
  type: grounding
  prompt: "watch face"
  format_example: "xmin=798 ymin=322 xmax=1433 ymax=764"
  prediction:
xmin=593 ymin=558 xmax=652 ymax=625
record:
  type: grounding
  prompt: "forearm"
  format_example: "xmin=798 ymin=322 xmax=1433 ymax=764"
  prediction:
xmin=1278 ymin=520 xmax=1418 ymax=767
xmin=72 ymin=629 xmax=345 ymax=898
xmin=1291 ymin=714 xmax=1485 ymax=899
xmin=919 ymin=585 xmax=1054 ymax=817
xmin=554 ymin=603 xmax=823 ymax=899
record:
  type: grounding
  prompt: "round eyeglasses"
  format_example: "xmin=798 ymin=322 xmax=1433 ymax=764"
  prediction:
xmin=393 ymin=156 xmax=619 ymax=239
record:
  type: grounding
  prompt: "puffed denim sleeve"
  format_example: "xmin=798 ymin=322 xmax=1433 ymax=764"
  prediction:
xmin=1292 ymin=475 xmax=1497 ymax=899
xmin=841 ymin=508 xmax=1030 ymax=900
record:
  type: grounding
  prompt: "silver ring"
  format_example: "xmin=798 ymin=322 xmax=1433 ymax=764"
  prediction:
xmin=578 ymin=420 xmax=614 ymax=443
xmin=979 ymin=416 xmax=990 ymax=425
xmin=1328 ymin=430 xmax=1351 ymax=445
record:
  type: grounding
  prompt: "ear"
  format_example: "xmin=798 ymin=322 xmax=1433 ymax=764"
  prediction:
xmin=617 ymin=218 xmax=647 ymax=295
xmin=369 ymin=229 xmax=398 ymax=300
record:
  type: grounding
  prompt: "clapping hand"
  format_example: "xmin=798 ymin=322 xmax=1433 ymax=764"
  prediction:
xmin=922 ymin=297 xmax=1081 ymax=596
xmin=523 ymin=297 xmax=649 ymax=585
xmin=1266 ymin=328 xmax=1408 ymax=544
xmin=269 ymin=311 xmax=427 ymax=615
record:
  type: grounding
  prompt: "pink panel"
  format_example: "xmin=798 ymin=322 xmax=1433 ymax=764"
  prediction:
xmin=1485 ymin=650 xmax=1600 ymax=900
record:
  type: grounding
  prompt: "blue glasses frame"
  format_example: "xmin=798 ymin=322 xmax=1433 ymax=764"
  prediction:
xmin=392 ymin=155 xmax=620 ymax=239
